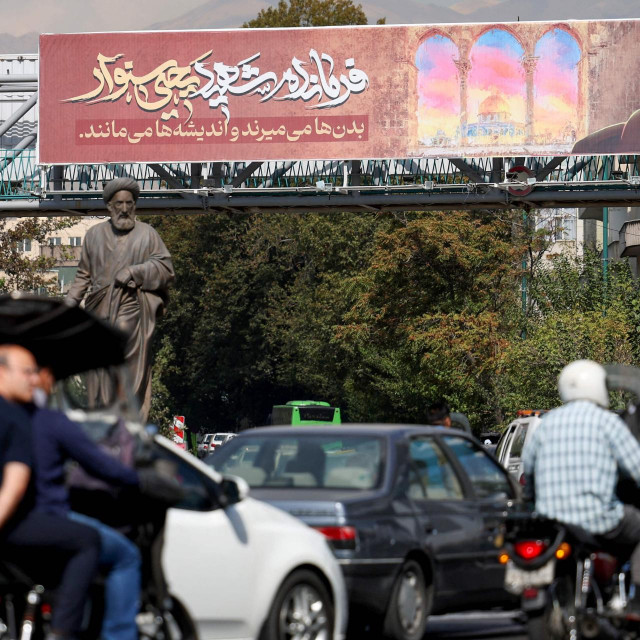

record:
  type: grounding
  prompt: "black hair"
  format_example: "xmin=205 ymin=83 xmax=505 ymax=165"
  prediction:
xmin=426 ymin=400 xmax=450 ymax=424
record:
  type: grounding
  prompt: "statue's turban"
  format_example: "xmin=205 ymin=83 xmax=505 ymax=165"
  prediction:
xmin=103 ymin=178 xmax=141 ymax=204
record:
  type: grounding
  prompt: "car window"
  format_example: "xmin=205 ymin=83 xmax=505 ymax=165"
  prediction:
xmin=407 ymin=437 xmax=463 ymax=501
xmin=508 ymin=423 xmax=528 ymax=458
xmin=495 ymin=425 xmax=514 ymax=462
xmin=154 ymin=446 xmax=219 ymax=511
xmin=443 ymin=436 xmax=513 ymax=500
xmin=209 ymin=435 xmax=384 ymax=489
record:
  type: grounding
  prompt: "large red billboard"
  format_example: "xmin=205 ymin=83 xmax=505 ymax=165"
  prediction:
xmin=38 ymin=20 xmax=640 ymax=163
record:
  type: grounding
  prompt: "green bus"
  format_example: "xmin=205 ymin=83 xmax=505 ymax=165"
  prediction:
xmin=270 ymin=400 xmax=341 ymax=426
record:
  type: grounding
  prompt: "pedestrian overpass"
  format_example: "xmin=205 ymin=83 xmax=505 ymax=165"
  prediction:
xmin=2 ymin=149 xmax=640 ymax=216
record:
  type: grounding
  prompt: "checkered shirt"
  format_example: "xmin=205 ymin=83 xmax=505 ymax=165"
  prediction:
xmin=522 ymin=400 xmax=640 ymax=534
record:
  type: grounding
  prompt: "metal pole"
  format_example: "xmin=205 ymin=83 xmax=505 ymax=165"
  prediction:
xmin=522 ymin=210 xmax=528 ymax=339
xmin=602 ymin=157 xmax=610 ymax=315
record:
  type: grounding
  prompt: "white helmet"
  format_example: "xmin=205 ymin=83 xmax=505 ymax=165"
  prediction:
xmin=558 ymin=359 xmax=609 ymax=408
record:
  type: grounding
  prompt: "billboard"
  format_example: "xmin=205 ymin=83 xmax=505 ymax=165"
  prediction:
xmin=38 ymin=19 xmax=640 ymax=164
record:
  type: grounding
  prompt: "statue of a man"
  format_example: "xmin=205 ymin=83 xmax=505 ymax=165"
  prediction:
xmin=67 ymin=178 xmax=174 ymax=420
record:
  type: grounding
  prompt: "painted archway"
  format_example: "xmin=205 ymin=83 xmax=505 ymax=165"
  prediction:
xmin=415 ymin=34 xmax=460 ymax=147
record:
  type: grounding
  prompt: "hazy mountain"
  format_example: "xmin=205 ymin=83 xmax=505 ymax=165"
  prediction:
xmin=0 ymin=0 xmax=637 ymax=54
xmin=0 ymin=33 xmax=38 ymax=54
xmin=147 ymin=0 xmax=640 ymax=29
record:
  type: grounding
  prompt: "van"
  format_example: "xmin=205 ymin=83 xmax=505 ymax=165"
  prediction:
xmin=495 ymin=410 xmax=547 ymax=483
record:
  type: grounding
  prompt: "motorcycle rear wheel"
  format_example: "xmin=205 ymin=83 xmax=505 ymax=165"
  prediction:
xmin=526 ymin=576 xmax=576 ymax=640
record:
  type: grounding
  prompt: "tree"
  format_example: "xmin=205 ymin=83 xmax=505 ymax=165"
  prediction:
xmin=332 ymin=209 xmax=527 ymax=428
xmin=243 ymin=0 xmax=384 ymax=28
xmin=0 ymin=217 xmax=78 ymax=293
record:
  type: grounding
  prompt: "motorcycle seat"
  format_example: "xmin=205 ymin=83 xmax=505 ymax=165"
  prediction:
xmin=563 ymin=523 xmax=627 ymax=558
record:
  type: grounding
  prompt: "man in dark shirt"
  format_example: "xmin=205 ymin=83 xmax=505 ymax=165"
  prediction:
xmin=30 ymin=366 xmax=142 ymax=640
xmin=0 ymin=345 xmax=101 ymax=640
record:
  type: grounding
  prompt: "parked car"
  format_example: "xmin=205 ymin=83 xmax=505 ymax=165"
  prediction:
xmin=207 ymin=425 xmax=519 ymax=640
xmin=210 ymin=432 xmax=236 ymax=451
xmin=495 ymin=410 xmax=547 ymax=483
xmin=197 ymin=433 xmax=215 ymax=458
xmin=156 ymin=435 xmax=348 ymax=640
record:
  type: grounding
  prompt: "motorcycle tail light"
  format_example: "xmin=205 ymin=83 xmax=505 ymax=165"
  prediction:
xmin=594 ymin=552 xmax=618 ymax=583
xmin=514 ymin=540 xmax=548 ymax=560
xmin=555 ymin=542 xmax=571 ymax=560
xmin=313 ymin=526 xmax=357 ymax=550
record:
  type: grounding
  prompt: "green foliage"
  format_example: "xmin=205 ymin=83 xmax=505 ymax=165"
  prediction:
xmin=0 ymin=217 xmax=79 ymax=293
xmin=244 ymin=0 xmax=372 ymax=27
xmin=498 ymin=249 xmax=640 ymax=418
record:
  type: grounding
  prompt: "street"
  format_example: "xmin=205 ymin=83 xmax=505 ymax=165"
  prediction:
xmin=347 ymin=611 xmax=529 ymax=639
xmin=424 ymin=611 xmax=528 ymax=639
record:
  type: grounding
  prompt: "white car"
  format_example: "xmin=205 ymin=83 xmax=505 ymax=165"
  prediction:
xmin=495 ymin=410 xmax=546 ymax=483
xmin=156 ymin=436 xmax=348 ymax=640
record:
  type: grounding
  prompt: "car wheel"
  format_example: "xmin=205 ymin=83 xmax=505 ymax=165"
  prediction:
xmin=260 ymin=569 xmax=334 ymax=640
xmin=383 ymin=559 xmax=431 ymax=640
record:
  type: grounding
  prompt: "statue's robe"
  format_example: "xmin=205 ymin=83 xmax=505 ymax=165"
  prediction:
xmin=67 ymin=220 xmax=174 ymax=420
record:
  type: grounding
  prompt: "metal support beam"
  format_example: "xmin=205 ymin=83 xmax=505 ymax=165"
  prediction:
xmin=447 ymin=158 xmax=486 ymax=184
xmin=490 ymin=157 xmax=504 ymax=184
xmin=190 ymin=163 xmax=202 ymax=189
xmin=231 ymin=161 xmax=262 ymax=187
xmin=535 ymin=156 xmax=566 ymax=181
xmin=0 ymin=93 xmax=37 ymax=138
xmin=53 ymin=165 xmax=65 ymax=191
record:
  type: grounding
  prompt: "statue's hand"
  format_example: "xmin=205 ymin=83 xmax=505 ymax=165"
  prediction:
xmin=114 ymin=267 xmax=133 ymax=287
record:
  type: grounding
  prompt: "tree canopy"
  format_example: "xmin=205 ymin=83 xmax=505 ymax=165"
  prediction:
xmin=243 ymin=0 xmax=384 ymax=28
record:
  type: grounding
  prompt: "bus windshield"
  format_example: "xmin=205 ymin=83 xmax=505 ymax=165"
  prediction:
xmin=271 ymin=401 xmax=341 ymax=426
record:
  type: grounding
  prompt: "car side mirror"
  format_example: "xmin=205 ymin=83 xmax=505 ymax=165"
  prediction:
xmin=220 ymin=475 xmax=249 ymax=505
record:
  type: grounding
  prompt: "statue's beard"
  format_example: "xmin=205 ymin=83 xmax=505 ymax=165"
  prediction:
xmin=111 ymin=214 xmax=136 ymax=232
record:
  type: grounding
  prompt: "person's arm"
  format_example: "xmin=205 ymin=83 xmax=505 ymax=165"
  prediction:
xmin=66 ymin=239 xmax=92 ymax=304
xmin=126 ymin=227 xmax=175 ymax=293
xmin=54 ymin=413 xmax=139 ymax=486
xmin=0 ymin=462 xmax=30 ymax=529
xmin=609 ymin=415 xmax=640 ymax=485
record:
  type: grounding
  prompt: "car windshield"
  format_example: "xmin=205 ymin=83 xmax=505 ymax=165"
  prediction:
xmin=207 ymin=434 xmax=384 ymax=489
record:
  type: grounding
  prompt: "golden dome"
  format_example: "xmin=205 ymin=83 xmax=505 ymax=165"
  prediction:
xmin=478 ymin=94 xmax=510 ymax=115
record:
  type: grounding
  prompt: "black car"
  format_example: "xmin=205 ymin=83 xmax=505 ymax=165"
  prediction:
xmin=207 ymin=425 xmax=519 ymax=640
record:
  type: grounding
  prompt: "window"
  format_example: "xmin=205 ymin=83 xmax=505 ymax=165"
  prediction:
xmin=16 ymin=239 xmax=32 ymax=252
xmin=209 ymin=435 xmax=383 ymax=489
xmin=535 ymin=209 xmax=576 ymax=242
xmin=69 ymin=237 xmax=82 ymax=246
xmin=408 ymin=437 xmax=463 ymax=501
xmin=508 ymin=424 xmax=528 ymax=458
xmin=48 ymin=237 xmax=62 ymax=246
xmin=443 ymin=436 xmax=513 ymax=500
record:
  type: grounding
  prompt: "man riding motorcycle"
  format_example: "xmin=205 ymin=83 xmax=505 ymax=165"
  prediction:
xmin=0 ymin=344 xmax=102 ymax=640
xmin=522 ymin=359 xmax=640 ymax=616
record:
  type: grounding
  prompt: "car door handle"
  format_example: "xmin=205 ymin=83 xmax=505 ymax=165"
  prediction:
xmin=425 ymin=525 xmax=437 ymax=535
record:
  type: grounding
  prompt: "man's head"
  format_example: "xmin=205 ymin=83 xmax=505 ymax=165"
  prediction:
xmin=0 ymin=345 xmax=39 ymax=403
xmin=558 ymin=359 xmax=609 ymax=408
xmin=103 ymin=178 xmax=140 ymax=232
xmin=426 ymin=400 xmax=452 ymax=427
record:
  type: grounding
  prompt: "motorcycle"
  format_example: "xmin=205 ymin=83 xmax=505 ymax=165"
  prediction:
xmin=501 ymin=363 xmax=640 ymax=640
xmin=502 ymin=508 xmax=637 ymax=639
xmin=0 ymin=294 xmax=197 ymax=640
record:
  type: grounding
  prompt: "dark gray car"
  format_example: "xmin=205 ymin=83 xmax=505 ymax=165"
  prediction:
xmin=207 ymin=425 xmax=519 ymax=640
